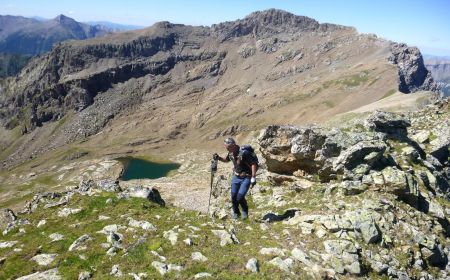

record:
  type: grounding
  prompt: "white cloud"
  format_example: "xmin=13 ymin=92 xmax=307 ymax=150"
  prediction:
xmin=68 ymin=11 xmax=75 ymax=15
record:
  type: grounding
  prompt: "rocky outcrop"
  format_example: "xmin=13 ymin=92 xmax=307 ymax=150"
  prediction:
xmin=389 ymin=43 xmax=438 ymax=93
xmin=211 ymin=9 xmax=353 ymax=42
xmin=259 ymin=100 xmax=450 ymax=202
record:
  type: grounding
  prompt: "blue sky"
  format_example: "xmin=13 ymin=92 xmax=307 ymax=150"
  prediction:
xmin=1 ymin=0 xmax=449 ymax=56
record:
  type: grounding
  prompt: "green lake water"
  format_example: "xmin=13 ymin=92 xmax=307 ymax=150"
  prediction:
xmin=118 ymin=157 xmax=180 ymax=181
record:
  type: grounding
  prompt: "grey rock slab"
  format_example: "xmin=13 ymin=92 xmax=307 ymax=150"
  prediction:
xmin=106 ymin=246 xmax=118 ymax=256
xmin=68 ymin=234 xmax=91 ymax=251
xmin=78 ymin=271 xmax=92 ymax=280
xmin=259 ymin=247 xmax=285 ymax=256
xmin=128 ymin=217 xmax=156 ymax=231
xmin=118 ymin=186 xmax=165 ymax=206
xmin=323 ymin=240 xmax=357 ymax=255
xmin=43 ymin=198 xmax=68 ymax=209
xmin=183 ymin=238 xmax=193 ymax=246
xmin=31 ymin=253 xmax=58 ymax=266
xmin=194 ymin=272 xmax=212 ymax=278
xmin=359 ymin=220 xmax=381 ymax=244
xmin=246 ymin=258 xmax=259 ymax=273
xmin=211 ymin=229 xmax=239 ymax=246
xmin=167 ymin=264 xmax=183 ymax=272
xmin=57 ymin=208 xmax=82 ymax=217
xmin=128 ymin=273 xmax=148 ymax=280
xmin=163 ymin=229 xmax=178 ymax=245
xmin=16 ymin=268 xmax=61 ymax=280
xmin=0 ymin=240 xmax=18 ymax=248
xmin=152 ymin=261 xmax=168 ymax=275
xmin=97 ymin=180 xmax=121 ymax=192
xmin=192 ymin=252 xmax=208 ymax=262
xmin=0 ymin=208 xmax=16 ymax=230
xmin=107 ymin=231 xmax=122 ymax=245
xmin=345 ymin=261 xmax=361 ymax=275
xmin=110 ymin=264 xmax=123 ymax=277
xmin=49 ymin=233 xmax=64 ymax=242
xmin=268 ymin=257 xmax=294 ymax=272
xmin=291 ymin=247 xmax=313 ymax=266
xmin=299 ymin=222 xmax=315 ymax=234
xmin=98 ymin=215 xmax=110 ymax=220
xmin=37 ymin=219 xmax=46 ymax=228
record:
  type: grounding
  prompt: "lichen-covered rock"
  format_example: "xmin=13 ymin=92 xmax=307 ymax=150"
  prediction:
xmin=117 ymin=186 xmax=165 ymax=206
xmin=429 ymin=121 xmax=450 ymax=164
xmin=15 ymin=268 xmax=61 ymax=280
xmin=0 ymin=209 xmax=16 ymax=230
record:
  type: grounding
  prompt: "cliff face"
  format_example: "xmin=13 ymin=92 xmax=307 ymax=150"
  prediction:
xmin=389 ymin=43 xmax=438 ymax=93
xmin=0 ymin=9 xmax=439 ymax=168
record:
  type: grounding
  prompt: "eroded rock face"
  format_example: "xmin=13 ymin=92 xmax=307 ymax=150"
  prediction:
xmin=259 ymin=104 xmax=450 ymax=203
xmin=211 ymin=9 xmax=353 ymax=42
xmin=258 ymin=121 xmax=389 ymax=181
xmin=389 ymin=43 xmax=438 ymax=93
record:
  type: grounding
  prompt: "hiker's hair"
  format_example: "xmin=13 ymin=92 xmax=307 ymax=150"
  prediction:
xmin=224 ymin=137 xmax=236 ymax=145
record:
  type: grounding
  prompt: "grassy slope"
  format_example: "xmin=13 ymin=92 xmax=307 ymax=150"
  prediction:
xmin=0 ymin=191 xmax=305 ymax=279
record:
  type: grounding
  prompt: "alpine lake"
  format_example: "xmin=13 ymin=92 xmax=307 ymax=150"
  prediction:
xmin=117 ymin=157 xmax=180 ymax=181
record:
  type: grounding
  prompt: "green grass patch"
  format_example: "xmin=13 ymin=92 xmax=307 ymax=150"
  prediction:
xmin=338 ymin=72 xmax=369 ymax=87
xmin=321 ymin=100 xmax=335 ymax=108
xmin=379 ymin=89 xmax=396 ymax=100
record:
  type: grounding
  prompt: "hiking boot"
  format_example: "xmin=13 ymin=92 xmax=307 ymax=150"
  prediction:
xmin=242 ymin=212 xmax=248 ymax=219
xmin=231 ymin=212 xmax=240 ymax=220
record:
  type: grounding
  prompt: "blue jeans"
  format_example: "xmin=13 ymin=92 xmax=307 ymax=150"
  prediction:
xmin=231 ymin=175 xmax=251 ymax=215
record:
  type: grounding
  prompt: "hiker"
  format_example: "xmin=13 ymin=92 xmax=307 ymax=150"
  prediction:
xmin=213 ymin=137 xmax=258 ymax=219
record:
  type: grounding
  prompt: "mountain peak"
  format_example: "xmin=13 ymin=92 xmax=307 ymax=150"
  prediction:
xmin=243 ymin=8 xmax=315 ymax=26
xmin=212 ymin=9 xmax=352 ymax=41
xmin=53 ymin=14 xmax=76 ymax=24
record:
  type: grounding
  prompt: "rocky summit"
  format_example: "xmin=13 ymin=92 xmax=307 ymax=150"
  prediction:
xmin=0 ymin=9 xmax=448 ymax=280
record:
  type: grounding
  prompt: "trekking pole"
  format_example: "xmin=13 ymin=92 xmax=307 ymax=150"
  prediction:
xmin=207 ymin=158 xmax=218 ymax=215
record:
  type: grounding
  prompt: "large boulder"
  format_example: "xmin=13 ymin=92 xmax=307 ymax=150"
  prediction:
xmin=365 ymin=111 xmax=410 ymax=135
xmin=0 ymin=209 xmax=16 ymax=230
xmin=117 ymin=186 xmax=165 ymax=206
xmin=333 ymin=140 xmax=386 ymax=172
xmin=259 ymin=125 xmax=311 ymax=175
xmin=429 ymin=121 xmax=450 ymax=164
xmin=259 ymin=125 xmax=389 ymax=181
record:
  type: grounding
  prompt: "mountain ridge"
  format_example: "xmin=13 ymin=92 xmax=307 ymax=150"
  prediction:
xmin=0 ymin=9 xmax=440 ymax=170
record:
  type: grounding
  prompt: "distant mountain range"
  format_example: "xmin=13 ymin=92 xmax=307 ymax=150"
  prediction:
xmin=424 ymin=55 xmax=450 ymax=96
xmin=0 ymin=14 xmax=112 ymax=55
xmin=84 ymin=21 xmax=144 ymax=32
xmin=0 ymin=14 xmax=136 ymax=77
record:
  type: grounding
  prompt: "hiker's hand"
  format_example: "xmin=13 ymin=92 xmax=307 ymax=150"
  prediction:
xmin=213 ymin=153 xmax=219 ymax=160
xmin=251 ymin=177 xmax=256 ymax=186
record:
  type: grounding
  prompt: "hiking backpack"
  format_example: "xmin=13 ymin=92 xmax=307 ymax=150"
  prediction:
xmin=239 ymin=144 xmax=259 ymax=170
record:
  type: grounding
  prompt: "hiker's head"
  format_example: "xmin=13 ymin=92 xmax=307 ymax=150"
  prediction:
xmin=224 ymin=137 xmax=238 ymax=151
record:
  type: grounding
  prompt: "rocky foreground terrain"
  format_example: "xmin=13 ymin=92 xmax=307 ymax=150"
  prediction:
xmin=0 ymin=97 xmax=448 ymax=279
